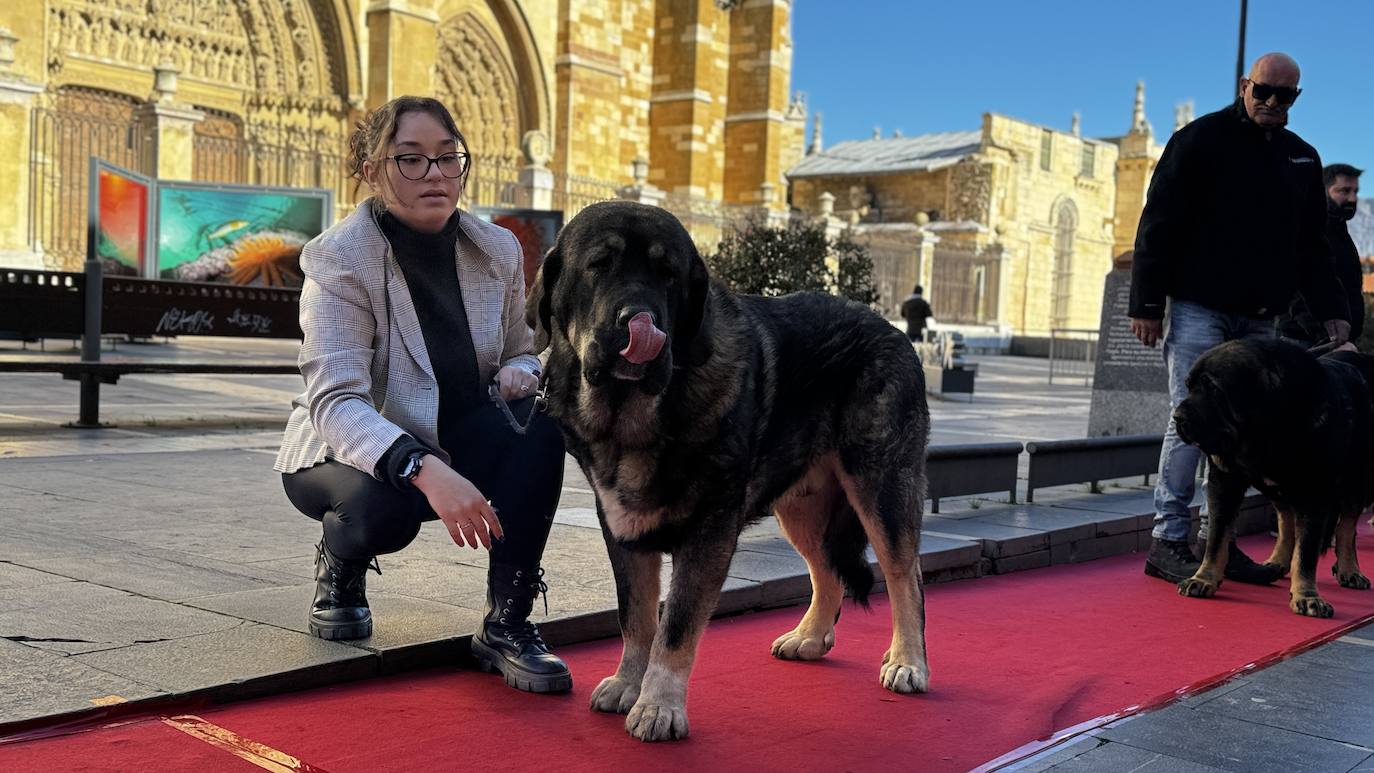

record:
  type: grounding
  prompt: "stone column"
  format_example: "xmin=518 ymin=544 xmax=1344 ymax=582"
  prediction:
xmin=135 ymin=63 xmax=204 ymax=182
xmin=0 ymin=26 xmax=45 ymax=267
xmin=650 ymin=0 xmax=730 ymax=200
xmin=913 ymin=214 xmax=939 ymax=292
xmin=365 ymin=1 xmax=440 ymax=108
xmin=723 ymin=0 xmax=793 ymax=210
xmin=815 ymin=191 xmax=845 ymax=241
xmin=514 ymin=130 xmax=554 ymax=211
xmin=759 ymin=182 xmax=788 ymax=227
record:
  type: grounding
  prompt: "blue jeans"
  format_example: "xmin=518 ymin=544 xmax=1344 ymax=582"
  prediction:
xmin=1151 ymin=300 xmax=1274 ymax=542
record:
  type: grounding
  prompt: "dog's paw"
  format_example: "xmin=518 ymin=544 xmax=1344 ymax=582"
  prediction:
xmin=589 ymin=675 xmax=640 ymax=714
xmin=1178 ymin=577 xmax=1219 ymax=598
xmin=770 ymin=627 xmax=835 ymax=661
xmin=1262 ymin=561 xmax=1289 ymax=579
xmin=1336 ymin=570 xmax=1371 ymax=590
xmin=1290 ymin=594 xmax=1334 ymax=618
xmin=625 ymin=700 xmax=689 ymax=742
xmin=880 ymin=656 xmax=929 ymax=695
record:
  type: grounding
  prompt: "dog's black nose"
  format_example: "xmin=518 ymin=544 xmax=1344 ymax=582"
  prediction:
xmin=1173 ymin=410 xmax=1192 ymax=445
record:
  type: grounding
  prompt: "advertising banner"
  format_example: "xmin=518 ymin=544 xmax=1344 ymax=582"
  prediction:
xmin=155 ymin=181 xmax=333 ymax=287
xmin=475 ymin=207 xmax=564 ymax=293
xmin=89 ymin=158 xmax=153 ymax=277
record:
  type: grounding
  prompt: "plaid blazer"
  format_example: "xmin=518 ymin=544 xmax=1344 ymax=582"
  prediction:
xmin=273 ymin=199 xmax=541 ymax=477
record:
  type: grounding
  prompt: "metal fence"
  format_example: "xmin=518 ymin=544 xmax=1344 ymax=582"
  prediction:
xmin=929 ymin=244 xmax=1001 ymax=324
xmin=467 ymin=155 xmax=522 ymax=210
xmin=191 ymin=124 xmax=348 ymax=211
xmin=1048 ymin=328 xmax=1098 ymax=385
xmin=551 ymin=171 xmax=619 ymax=220
xmin=849 ymin=224 xmax=920 ymax=319
xmin=29 ymin=89 xmax=150 ymax=271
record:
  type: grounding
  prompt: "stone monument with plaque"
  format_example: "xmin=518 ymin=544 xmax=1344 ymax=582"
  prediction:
xmin=1087 ymin=252 xmax=1171 ymax=436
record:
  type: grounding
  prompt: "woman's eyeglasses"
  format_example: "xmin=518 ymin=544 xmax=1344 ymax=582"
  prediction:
xmin=1248 ymin=81 xmax=1301 ymax=106
xmin=388 ymin=152 xmax=470 ymax=180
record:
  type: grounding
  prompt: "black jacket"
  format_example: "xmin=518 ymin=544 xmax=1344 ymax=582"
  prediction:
xmin=1277 ymin=210 xmax=1364 ymax=344
xmin=901 ymin=294 xmax=932 ymax=328
xmin=1129 ymin=100 xmax=1346 ymax=323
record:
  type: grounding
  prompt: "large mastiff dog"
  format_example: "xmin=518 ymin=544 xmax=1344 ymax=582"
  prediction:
xmin=528 ymin=201 xmax=931 ymax=741
xmin=1174 ymin=338 xmax=1373 ymax=617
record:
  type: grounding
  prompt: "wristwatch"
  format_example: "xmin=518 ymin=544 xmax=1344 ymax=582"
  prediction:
xmin=398 ymin=452 xmax=425 ymax=485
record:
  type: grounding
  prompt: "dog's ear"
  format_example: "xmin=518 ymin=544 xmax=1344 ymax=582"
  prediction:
xmin=673 ymin=247 xmax=713 ymax=367
xmin=526 ymin=243 xmax=562 ymax=353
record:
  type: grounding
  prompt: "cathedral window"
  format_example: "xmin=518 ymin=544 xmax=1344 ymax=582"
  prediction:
xmin=1040 ymin=130 xmax=1053 ymax=171
xmin=1079 ymin=144 xmax=1095 ymax=178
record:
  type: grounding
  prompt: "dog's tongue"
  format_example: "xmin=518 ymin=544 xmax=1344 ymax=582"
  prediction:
xmin=620 ymin=312 xmax=666 ymax=365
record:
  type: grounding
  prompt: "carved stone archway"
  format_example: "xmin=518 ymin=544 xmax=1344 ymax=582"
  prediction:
xmin=434 ymin=12 xmax=524 ymax=163
xmin=38 ymin=0 xmax=362 ymax=267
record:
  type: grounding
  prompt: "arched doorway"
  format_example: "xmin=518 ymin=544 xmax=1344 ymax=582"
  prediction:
xmin=434 ymin=12 xmax=526 ymax=209
xmin=35 ymin=0 xmax=361 ymax=270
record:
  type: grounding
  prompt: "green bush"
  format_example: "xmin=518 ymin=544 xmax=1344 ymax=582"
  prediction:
xmin=705 ymin=216 xmax=879 ymax=307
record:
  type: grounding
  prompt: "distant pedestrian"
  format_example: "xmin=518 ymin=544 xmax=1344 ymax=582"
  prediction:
xmin=901 ymin=284 xmax=934 ymax=342
xmin=1277 ymin=163 xmax=1364 ymax=348
xmin=1128 ymin=53 xmax=1350 ymax=586
xmin=273 ymin=96 xmax=571 ymax=693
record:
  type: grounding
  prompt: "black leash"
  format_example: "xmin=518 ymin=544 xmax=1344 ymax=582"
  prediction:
xmin=487 ymin=383 xmax=547 ymax=435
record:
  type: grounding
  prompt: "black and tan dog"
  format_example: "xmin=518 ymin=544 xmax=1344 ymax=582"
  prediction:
xmin=1174 ymin=338 xmax=1373 ymax=617
xmin=527 ymin=201 xmax=931 ymax=741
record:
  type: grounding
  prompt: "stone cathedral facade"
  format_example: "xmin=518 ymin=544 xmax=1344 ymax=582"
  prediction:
xmin=0 ymin=0 xmax=805 ymax=272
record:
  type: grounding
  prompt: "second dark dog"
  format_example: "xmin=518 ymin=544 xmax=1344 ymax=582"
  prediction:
xmin=1174 ymin=338 xmax=1373 ymax=617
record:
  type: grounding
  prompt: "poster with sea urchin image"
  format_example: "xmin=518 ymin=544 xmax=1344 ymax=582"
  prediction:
xmin=155 ymin=182 xmax=332 ymax=287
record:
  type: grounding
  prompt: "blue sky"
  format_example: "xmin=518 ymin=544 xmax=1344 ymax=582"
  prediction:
xmin=792 ymin=0 xmax=1374 ymax=177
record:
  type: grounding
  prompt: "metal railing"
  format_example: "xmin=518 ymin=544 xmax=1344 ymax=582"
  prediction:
xmin=551 ymin=172 xmax=619 ymax=220
xmin=1048 ymin=328 xmax=1098 ymax=386
xmin=29 ymin=95 xmax=150 ymax=271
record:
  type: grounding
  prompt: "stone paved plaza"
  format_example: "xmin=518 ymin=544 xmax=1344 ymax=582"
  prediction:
xmin=3 ymin=337 xmax=1373 ymax=772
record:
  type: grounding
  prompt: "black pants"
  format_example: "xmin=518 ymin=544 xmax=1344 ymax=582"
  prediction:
xmin=282 ymin=398 xmax=564 ymax=568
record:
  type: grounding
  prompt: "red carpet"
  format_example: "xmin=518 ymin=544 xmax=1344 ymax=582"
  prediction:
xmin=4 ymin=522 xmax=1373 ymax=773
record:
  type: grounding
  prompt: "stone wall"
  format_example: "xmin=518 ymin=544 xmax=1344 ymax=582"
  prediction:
xmin=0 ymin=0 xmax=803 ymax=269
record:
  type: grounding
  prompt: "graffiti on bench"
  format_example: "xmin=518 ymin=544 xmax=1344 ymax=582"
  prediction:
xmin=2 ymin=270 xmax=301 ymax=340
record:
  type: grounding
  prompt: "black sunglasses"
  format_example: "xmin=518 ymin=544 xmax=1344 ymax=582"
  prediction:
xmin=1248 ymin=81 xmax=1301 ymax=106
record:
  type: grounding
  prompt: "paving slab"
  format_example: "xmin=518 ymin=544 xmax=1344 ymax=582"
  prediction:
xmin=0 ymin=582 xmax=242 ymax=656
xmin=1096 ymin=704 xmax=1371 ymax=773
xmin=71 ymin=622 xmax=373 ymax=701
xmin=0 ymin=638 xmax=167 ymax=727
xmin=0 ymin=562 xmax=71 ymax=590
xmin=924 ymin=514 xmax=1049 ymax=558
xmin=977 ymin=504 xmax=1107 ymax=545
xmin=183 ymin=585 xmax=484 ymax=654
xmin=21 ymin=549 xmax=303 ymax=602
xmin=1050 ymin=532 xmax=1141 ymax=565
xmin=1032 ymin=738 xmax=1229 ymax=772
xmin=1191 ymin=655 xmax=1374 ymax=748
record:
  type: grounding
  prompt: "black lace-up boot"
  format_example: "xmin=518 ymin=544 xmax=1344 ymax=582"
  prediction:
xmin=1223 ymin=539 xmax=1284 ymax=585
xmin=470 ymin=564 xmax=572 ymax=693
xmin=308 ymin=540 xmax=379 ymax=640
xmin=1144 ymin=537 xmax=1202 ymax=583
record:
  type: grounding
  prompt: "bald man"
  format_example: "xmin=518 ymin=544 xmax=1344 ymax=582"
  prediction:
xmin=1129 ymin=53 xmax=1350 ymax=586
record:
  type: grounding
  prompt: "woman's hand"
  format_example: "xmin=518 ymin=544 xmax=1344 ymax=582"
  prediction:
xmin=412 ymin=455 xmax=504 ymax=549
xmin=495 ymin=365 xmax=540 ymax=401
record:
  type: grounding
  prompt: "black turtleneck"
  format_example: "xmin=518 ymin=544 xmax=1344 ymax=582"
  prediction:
xmin=376 ymin=209 xmax=483 ymax=481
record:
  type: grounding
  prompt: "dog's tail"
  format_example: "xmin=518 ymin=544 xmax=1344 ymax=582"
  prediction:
xmin=1321 ymin=508 xmax=1341 ymax=556
xmin=823 ymin=500 xmax=875 ymax=608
